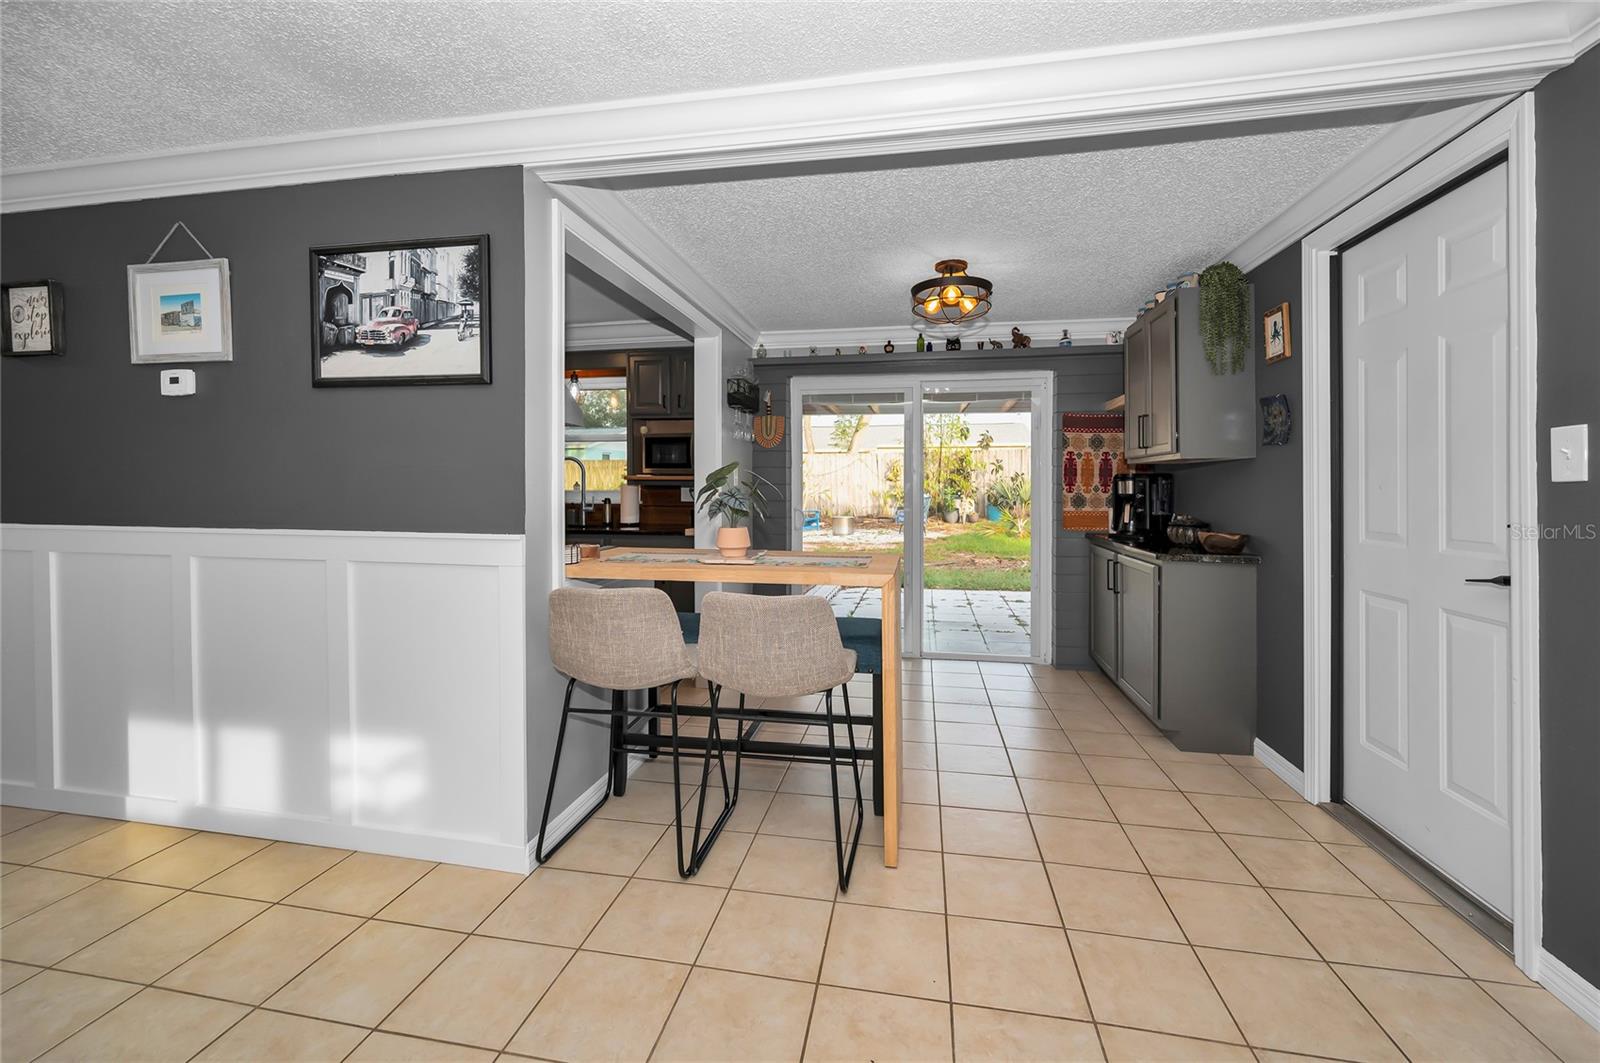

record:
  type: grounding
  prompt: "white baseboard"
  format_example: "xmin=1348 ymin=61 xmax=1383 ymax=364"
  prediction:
xmin=1538 ymin=949 xmax=1600 ymax=1034
xmin=528 ymin=754 xmax=648 ymax=868
xmin=1253 ymin=739 xmax=1308 ymax=799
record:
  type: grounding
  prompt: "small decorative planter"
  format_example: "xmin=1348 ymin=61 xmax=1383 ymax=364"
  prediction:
xmin=831 ymin=514 xmax=855 ymax=536
xmin=715 ymin=526 xmax=751 ymax=558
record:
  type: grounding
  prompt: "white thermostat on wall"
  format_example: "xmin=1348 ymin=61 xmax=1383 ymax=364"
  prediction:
xmin=159 ymin=368 xmax=196 ymax=397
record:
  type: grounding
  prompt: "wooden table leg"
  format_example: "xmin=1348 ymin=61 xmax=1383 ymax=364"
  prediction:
xmin=879 ymin=567 xmax=901 ymax=867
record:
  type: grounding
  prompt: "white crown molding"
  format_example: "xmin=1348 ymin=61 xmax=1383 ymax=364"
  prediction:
xmin=565 ymin=319 xmax=691 ymax=351
xmin=1226 ymin=95 xmax=1515 ymax=272
xmin=754 ymin=318 xmax=1132 ymax=356
xmin=2 ymin=2 xmax=1592 ymax=214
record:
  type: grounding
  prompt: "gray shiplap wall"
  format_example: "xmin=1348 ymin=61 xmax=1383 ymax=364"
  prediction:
xmin=751 ymin=349 xmax=1124 ymax=668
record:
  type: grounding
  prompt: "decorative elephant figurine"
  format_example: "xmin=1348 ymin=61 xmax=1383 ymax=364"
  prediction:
xmin=1011 ymin=327 xmax=1032 ymax=348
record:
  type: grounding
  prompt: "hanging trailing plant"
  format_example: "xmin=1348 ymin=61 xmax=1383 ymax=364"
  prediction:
xmin=1199 ymin=261 xmax=1250 ymax=375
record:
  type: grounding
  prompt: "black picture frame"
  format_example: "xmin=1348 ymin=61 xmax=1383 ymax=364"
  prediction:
xmin=3 ymin=279 xmax=65 ymax=356
xmin=309 ymin=235 xmax=490 ymax=387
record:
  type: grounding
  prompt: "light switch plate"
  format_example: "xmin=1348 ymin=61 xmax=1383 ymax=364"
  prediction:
xmin=1550 ymin=423 xmax=1588 ymax=482
xmin=159 ymin=368 xmax=196 ymax=397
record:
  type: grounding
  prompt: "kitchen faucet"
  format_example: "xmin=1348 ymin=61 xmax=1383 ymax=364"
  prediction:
xmin=564 ymin=456 xmax=588 ymax=525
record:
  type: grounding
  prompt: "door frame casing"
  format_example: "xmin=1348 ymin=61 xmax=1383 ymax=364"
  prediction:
xmin=1300 ymin=96 xmax=1540 ymax=973
xmin=787 ymin=370 xmax=1055 ymax=664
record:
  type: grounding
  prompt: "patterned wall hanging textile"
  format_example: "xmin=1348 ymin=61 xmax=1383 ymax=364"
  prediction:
xmin=1061 ymin=412 xmax=1129 ymax=531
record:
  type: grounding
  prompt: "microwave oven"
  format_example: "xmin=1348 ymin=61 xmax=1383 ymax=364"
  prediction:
xmin=637 ymin=419 xmax=694 ymax=475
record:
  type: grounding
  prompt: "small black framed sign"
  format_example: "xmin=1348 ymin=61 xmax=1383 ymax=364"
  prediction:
xmin=310 ymin=234 xmax=490 ymax=387
xmin=3 ymin=279 xmax=65 ymax=356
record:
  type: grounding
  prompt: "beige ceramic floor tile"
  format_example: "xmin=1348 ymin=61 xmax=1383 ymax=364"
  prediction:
xmin=111 ymin=832 xmax=270 ymax=889
xmin=1018 ymin=779 xmax=1115 ymax=821
xmin=1391 ymin=902 xmax=1534 ymax=985
xmin=0 ymin=970 xmax=138 ymax=1063
xmin=193 ymin=1009 xmax=367 ymax=1062
xmin=804 ymin=984 xmax=953 ymax=1063
xmin=541 ymin=817 xmax=664 ymax=876
xmin=1 ymin=959 xmax=41 ymax=991
xmin=582 ymin=877 xmax=725 ymax=963
xmin=945 ymin=853 xmax=1061 ymax=926
xmin=903 ymin=768 xmax=941 ymax=805
xmin=265 ymin=919 xmax=465 ymax=1027
xmin=822 ymin=903 xmax=948 ymax=1000
xmin=0 ymin=867 xmax=98 ymax=927
xmin=1047 ymin=864 xmax=1185 ymax=942
xmin=382 ymin=935 xmax=569 ymax=1049
xmin=1100 ymin=786 xmax=1209 ymax=830
xmin=1273 ymin=802 xmax=1362 ymax=844
xmin=1155 ymin=878 xmax=1316 ymax=958
xmin=1065 ymin=731 xmax=1150 ymax=759
xmin=1238 ymin=766 xmax=1303 ymax=801
xmin=158 ymin=903 xmax=362 ymax=1004
xmin=940 ymin=808 xmax=1039 ymax=860
xmin=698 ymin=890 xmax=832 ymax=981
xmin=635 ymin=826 xmax=753 ymax=888
xmin=35 ymin=822 xmax=194 ymax=877
xmin=377 ymin=863 xmax=523 ymax=932
xmin=948 ymin=916 xmax=1089 ymax=1019
xmin=1270 ymin=890 xmax=1459 ymax=975
xmin=1030 ymin=816 xmax=1144 ymax=872
xmin=1098 ymin=1026 xmax=1254 ymax=1061
xmin=934 ymin=704 xmax=998 ymax=725
xmin=476 ymin=867 xmax=626 ymax=947
xmin=719 ymin=785 xmax=777 ymax=835
xmin=593 ymin=780 xmax=698 ymax=825
xmin=508 ymin=949 xmax=688 ymax=1061
xmin=1082 ymin=755 xmax=1175 ymax=790
xmin=953 ymin=1006 xmax=1102 ymax=1062
xmin=0 ymin=807 xmax=57 ymax=835
xmin=938 ymin=722 xmax=1005 ymax=747
xmin=1335 ymin=963 xmax=1555 ymax=1062
xmin=1001 ymin=725 xmax=1077 ymax=753
xmin=38 ymin=986 xmax=247 ymax=1063
xmin=734 ymin=835 xmax=841 ymax=900
xmin=652 ymin=967 xmax=813 ymax=1062
xmin=347 ymin=1030 xmax=496 ymax=1062
xmin=990 ymin=706 xmax=1061 ymax=729
xmin=1053 ymin=708 xmax=1131 ymax=735
xmin=1 ymin=878 xmax=179 ymax=967
xmin=836 ymin=845 xmax=944 ymax=913
xmin=903 ymin=741 xmax=938 ymax=770
xmin=1323 ymin=844 xmax=1441 ymax=904
xmin=197 ymin=841 xmax=351 ymax=902
xmin=0 ymin=863 xmax=19 ymax=876
xmin=1222 ymin=835 xmax=1374 ymax=896
xmin=870 ymin=799 xmax=943 ymax=852
xmin=1479 ymin=981 xmax=1600 ymax=1063
xmin=1158 ymin=762 xmax=1262 ymax=798
xmin=1007 ymin=749 xmax=1091 ymax=783
xmin=1188 ymin=795 xmax=1313 ymax=840
xmin=0 ymin=815 xmax=120 ymax=866
xmin=1122 ymin=825 xmax=1256 ymax=884
xmin=1068 ymin=931 xmax=1240 ymax=1043
xmin=58 ymin=890 xmax=266 ymax=983
xmin=283 ymin=851 xmax=435 ymax=916
xmin=938 ymin=771 xmax=1025 ymax=812
xmin=1198 ymin=949 xmax=1402 ymax=1061
xmin=759 ymin=793 xmax=843 ymax=841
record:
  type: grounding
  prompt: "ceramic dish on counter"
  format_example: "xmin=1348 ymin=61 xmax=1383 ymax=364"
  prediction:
xmin=1196 ymin=531 xmax=1250 ymax=554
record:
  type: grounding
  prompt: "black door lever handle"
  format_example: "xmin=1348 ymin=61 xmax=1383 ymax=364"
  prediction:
xmin=1464 ymin=575 xmax=1511 ymax=587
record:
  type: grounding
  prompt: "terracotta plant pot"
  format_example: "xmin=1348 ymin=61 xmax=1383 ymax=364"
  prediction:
xmin=715 ymin=526 xmax=751 ymax=559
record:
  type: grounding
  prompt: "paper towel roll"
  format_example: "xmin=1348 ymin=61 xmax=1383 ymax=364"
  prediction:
xmin=620 ymin=485 xmax=641 ymax=525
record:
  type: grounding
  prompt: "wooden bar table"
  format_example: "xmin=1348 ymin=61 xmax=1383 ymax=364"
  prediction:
xmin=564 ymin=546 xmax=904 ymax=867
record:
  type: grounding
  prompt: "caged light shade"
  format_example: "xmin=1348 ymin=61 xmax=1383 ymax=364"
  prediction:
xmin=912 ymin=259 xmax=993 ymax=325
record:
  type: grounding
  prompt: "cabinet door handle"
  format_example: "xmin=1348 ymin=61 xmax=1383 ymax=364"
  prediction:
xmin=1105 ymin=558 xmax=1115 ymax=591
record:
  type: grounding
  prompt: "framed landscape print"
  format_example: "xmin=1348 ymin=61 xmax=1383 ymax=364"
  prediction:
xmin=127 ymin=258 xmax=233 ymax=363
xmin=3 ymin=279 xmax=64 ymax=355
xmin=310 ymin=235 xmax=490 ymax=387
xmin=1263 ymin=301 xmax=1292 ymax=364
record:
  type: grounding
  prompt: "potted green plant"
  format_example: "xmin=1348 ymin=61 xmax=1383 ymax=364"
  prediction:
xmin=696 ymin=461 xmax=773 ymax=558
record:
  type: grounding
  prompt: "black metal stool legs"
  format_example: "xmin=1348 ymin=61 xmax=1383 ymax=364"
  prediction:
xmin=536 ymin=678 xmax=614 ymax=864
xmin=825 ymin=685 xmax=866 ymax=891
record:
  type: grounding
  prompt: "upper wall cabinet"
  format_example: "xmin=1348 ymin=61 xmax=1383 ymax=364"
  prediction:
xmin=627 ymin=352 xmax=694 ymax=417
xmin=1124 ymin=286 xmax=1255 ymax=463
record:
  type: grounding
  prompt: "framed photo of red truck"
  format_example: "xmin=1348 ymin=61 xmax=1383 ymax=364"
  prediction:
xmin=310 ymin=235 xmax=489 ymax=386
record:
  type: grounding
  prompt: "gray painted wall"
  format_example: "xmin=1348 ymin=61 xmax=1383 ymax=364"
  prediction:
xmin=751 ymin=349 xmax=1124 ymax=667
xmin=1533 ymin=48 xmax=1600 ymax=989
xmin=1167 ymin=246 xmax=1304 ymax=765
xmin=0 ymin=167 xmax=526 ymax=533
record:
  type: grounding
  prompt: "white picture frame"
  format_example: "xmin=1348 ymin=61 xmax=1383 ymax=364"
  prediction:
xmin=127 ymin=257 xmax=233 ymax=363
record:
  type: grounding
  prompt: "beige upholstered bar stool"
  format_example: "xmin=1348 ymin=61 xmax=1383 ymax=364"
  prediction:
xmin=697 ymin=591 xmax=865 ymax=888
xmin=539 ymin=587 xmax=710 ymax=875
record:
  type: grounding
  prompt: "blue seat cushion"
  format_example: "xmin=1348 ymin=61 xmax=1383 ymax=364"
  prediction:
xmin=678 ymin=611 xmax=881 ymax=675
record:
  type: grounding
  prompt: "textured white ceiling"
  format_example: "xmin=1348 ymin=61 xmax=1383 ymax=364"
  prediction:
xmin=2 ymin=0 xmax=1434 ymax=170
xmin=617 ymin=121 xmax=1387 ymax=331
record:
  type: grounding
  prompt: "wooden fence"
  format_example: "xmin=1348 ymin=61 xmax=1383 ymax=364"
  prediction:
xmin=801 ymin=446 xmax=1031 ymax=516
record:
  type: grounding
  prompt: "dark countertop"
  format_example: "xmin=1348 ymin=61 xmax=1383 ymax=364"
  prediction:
xmin=1086 ymin=532 xmax=1261 ymax=566
xmin=565 ymin=526 xmax=693 ymax=544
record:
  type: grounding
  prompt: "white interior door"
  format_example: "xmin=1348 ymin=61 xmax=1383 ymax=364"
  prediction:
xmin=1340 ymin=164 xmax=1512 ymax=916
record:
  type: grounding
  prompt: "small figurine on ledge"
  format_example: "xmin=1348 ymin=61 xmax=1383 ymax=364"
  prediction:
xmin=1011 ymin=327 xmax=1032 ymax=349
xmin=884 ymin=339 xmax=895 ymax=353
xmin=944 ymin=336 xmax=962 ymax=351
xmin=989 ymin=339 xmax=1004 ymax=350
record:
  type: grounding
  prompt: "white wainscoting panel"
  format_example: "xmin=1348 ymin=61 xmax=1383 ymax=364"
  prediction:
xmin=0 ymin=525 xmax=528 ymax=872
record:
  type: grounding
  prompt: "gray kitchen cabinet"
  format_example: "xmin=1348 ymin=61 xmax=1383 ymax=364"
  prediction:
xmin=1087 ymin=537 xmax=1257 ymax=754
xmin=1123 ymin=286 xmax=1255 ymax=463
xmin=627 ymin=352 xmax=694 ymax=416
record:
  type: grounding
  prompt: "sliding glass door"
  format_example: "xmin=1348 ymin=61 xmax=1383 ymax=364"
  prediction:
xmin=792 ymin=372 xmax=1052 ymax=663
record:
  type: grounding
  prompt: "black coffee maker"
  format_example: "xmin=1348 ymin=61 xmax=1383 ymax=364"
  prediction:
xmin=1110 ymin=473 xmax=1175 ymax=547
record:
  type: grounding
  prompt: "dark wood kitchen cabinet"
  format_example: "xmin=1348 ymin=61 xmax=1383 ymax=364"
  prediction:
xmin=628 ymin=352 xmax=694 ymax=416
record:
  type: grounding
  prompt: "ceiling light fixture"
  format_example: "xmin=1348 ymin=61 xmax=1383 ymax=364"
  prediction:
xmin=911 ymin=259 xmax=992 ymax=326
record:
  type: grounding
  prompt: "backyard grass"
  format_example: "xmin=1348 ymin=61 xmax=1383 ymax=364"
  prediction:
xmin=810 ymin=521 xmax=1032 ymax=592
